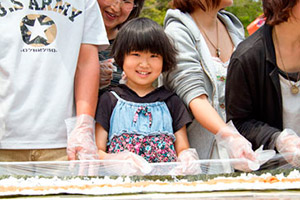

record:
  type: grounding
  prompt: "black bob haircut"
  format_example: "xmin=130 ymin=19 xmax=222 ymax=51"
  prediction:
xmin=111 ymin=17 xmax=177 ymax=73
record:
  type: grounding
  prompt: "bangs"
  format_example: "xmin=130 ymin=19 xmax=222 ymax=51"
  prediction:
xmin=122 ymin=23 xmax=165 ymax=56
xmin=111 ymin=17 xmax=177 ymax=72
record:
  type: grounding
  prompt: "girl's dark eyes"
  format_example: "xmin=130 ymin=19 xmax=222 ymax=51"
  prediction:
xmin=129 ymin=52 xmax=160 ymax=58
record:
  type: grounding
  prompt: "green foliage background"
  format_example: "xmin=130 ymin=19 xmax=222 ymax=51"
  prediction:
xmin=140 ymin=0 xmax=263 ymax=37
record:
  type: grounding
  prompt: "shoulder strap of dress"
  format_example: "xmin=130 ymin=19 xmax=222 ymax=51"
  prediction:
xmin=110 ymin=91 xmax=122 ymax=101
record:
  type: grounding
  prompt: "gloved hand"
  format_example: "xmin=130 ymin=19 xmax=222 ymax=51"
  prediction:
xmin=99 ymin=58 xmax=116 ymax=89
xmin=172 ymin=148 xmax=201 ymax=175
xmin=276 ymin=129 xmax=300 ymax=167
xmin=102 ymin=150 xmax=152 ymax=176
xmin=65 ymin=114 xmax=99 ymax=161
xmin=252 ymin=145 xmax=275 ymax=168
xmin=119 ymin=71 xmax=127 ymax=84
xmin=215 ymin=121 xmax=259 ymax=172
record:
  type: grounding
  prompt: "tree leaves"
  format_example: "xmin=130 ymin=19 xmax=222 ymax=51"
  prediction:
xmin=140 ymin=0 xmax=263 ymax=36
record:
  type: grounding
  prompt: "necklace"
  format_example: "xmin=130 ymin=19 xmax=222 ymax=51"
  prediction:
xmin=274 ymin=28 xmax=300 ymax=95
xmin=198 ymin=19 xmax=221 ymax=58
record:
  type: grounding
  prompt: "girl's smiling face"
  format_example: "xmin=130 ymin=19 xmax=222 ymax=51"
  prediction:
xmin=123 ymin=51 xmax=163 ymax=92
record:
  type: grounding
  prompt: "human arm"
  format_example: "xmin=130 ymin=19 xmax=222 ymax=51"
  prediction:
xmin=95 ymin=123 xmax=108 ymax=159
xmin=75 ymin=44 xmax=100 ymax=116
xmin=189 ymin=95 xmax=226 ymax=134
xmin=174 ymin=126 xmax=190 ymax=156
xmin=165 ymin=17 xmax=232 ymax=134
xmin=66 ymin=44 xmax=100 ymax=160
xmin=164 ymin=11 xmax=244 ymax=135
xmin=225 ymin=56 xmax=282 ymax=151
xmin=166 ymin=92 xmax=193 ymax=157
xmin=94 ymin=90 xmax=115 ymax=159
xmin=189 ymin=94 xmax=259 ymax=171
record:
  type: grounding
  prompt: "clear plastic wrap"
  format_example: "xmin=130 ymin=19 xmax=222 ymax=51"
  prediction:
xmin=0 ymin=153 xmax=294 ymax=177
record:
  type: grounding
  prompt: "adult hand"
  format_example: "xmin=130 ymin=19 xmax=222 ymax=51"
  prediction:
xmin=99 ymin=58 xmax=116 ymax=88
xmin=65 ymin=114 xmax=99 ymax=161
xmin=119 ymin=71 xmax=127 ymax=84
xmin=102 ymin=150 xmax=152 ymax=176
xmin=276 ymin=129 xmax=300 ymax=167
xmin=215 ymin=121 xmax=259 ymax=172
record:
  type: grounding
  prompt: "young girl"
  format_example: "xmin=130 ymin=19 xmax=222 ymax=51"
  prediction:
xmin=95 ymin=17 xmax=198 ymax=174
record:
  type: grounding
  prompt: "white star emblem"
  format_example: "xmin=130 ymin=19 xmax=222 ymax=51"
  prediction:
xmin=26 ymin=18 xmax=52 ymax=42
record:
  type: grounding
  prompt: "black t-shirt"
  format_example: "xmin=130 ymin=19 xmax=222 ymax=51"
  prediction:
xmin=96 ymin=84 xmax=192 ymax=133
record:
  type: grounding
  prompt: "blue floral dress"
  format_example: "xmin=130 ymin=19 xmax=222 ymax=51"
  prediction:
xmin=107 ymin=91 xmax=177 ymax=163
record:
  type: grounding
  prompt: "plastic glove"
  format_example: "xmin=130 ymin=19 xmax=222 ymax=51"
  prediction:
xmin=65 ymin=114 xmax=99 ymax=161
xmin=171 ymin=148 xmax=201 ymax=175
xmin=276 ymin=129 xmax=300 ymax=167
xmin=252 ymin=145 xmax=275 ymax=167
xmin=119 ymin=71 xmax=127 ymax=84
xmin=99 ymin=58 xmax=116 ymax=89
xmin=102 ymin=150 xmax=152 ymax=176
xmin=67 ymin=160 xmax=100 ymax=176
xmin=216 ymin=121 xmax=258 ymax=172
